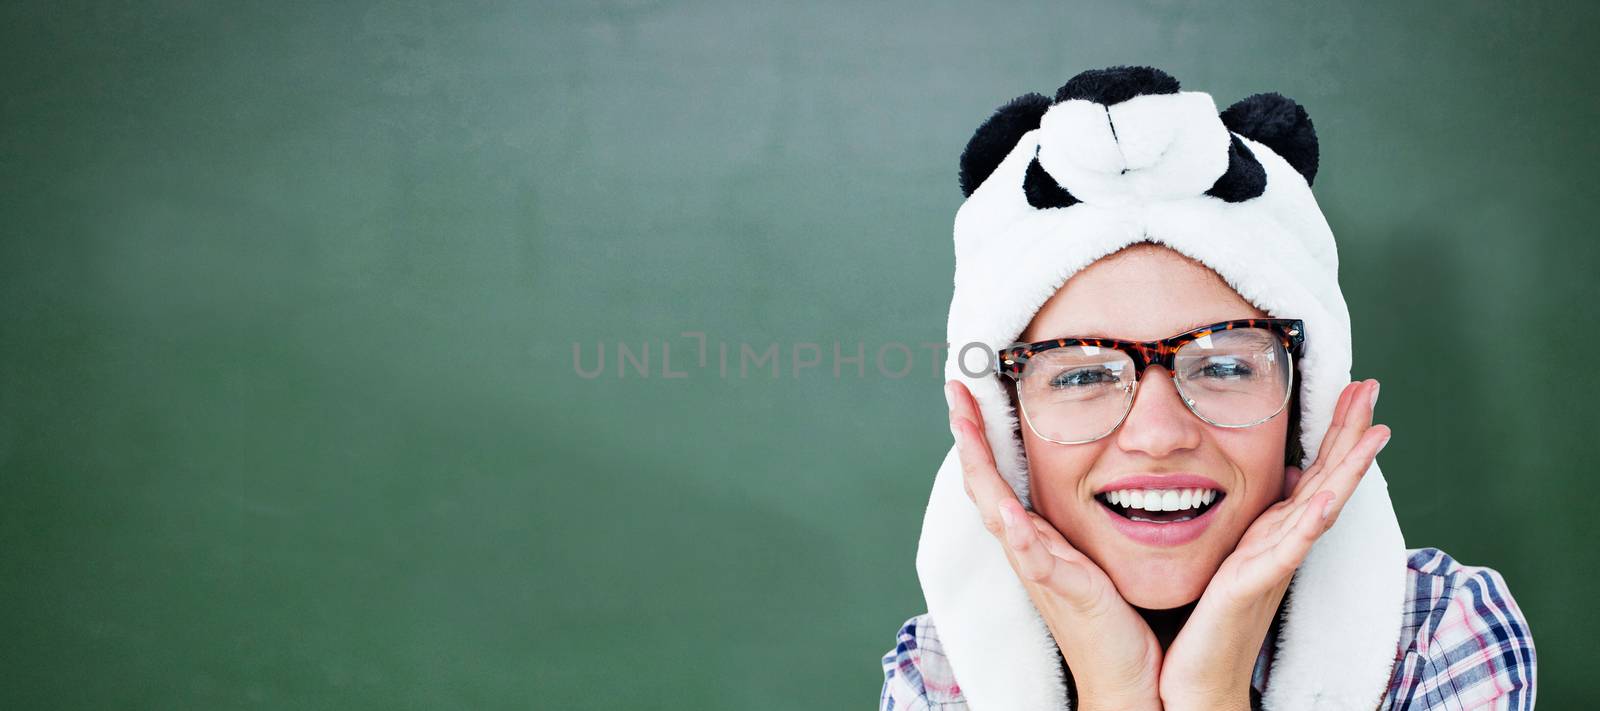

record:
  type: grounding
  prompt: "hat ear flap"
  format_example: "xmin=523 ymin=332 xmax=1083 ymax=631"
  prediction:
xmin=1219 ymin=92 xmax=1320 ymax=185
xmin=959 ymin=92 xmax=1053 ymax=197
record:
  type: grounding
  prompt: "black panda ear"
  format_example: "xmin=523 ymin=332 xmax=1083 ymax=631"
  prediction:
xmin=1219 ymin=92 xmax=1319 ymax=186
xmin=959 ymin=92 xmax=1053 ymax=197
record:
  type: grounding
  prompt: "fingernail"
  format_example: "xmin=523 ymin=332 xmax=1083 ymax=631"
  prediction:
xmin=1321 ymin=496 xmax=1335 ymax=521
xmin=1377 ymin=431 xmax=1391 ymax=454
xmin=944 ymin=382 xmax=957 ymax=411
xmin=1369 ymin=381 xmax=1380 ymax=409
xmin=950 ymin=419 xmax=964 ymax=447
xmin=1000 ymin=504 xmax=1017 ymax=530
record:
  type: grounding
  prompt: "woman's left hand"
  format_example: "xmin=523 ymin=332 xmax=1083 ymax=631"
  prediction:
xmin=1158 ymin=378 xmax=1393 ymax=711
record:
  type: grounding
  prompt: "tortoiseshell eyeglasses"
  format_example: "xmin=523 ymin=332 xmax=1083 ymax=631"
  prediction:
xmin=997 ymin=318 xmax=1305 ymax=445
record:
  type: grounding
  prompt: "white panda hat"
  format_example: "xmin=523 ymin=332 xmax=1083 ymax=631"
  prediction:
xmin=917 ymin=66 xmax=1407 ymax=710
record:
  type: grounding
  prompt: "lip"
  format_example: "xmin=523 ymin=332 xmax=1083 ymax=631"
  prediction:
xmin=1099 ymin=496 xmax=1221 ymax=547
xmin=1093 ymin=472 xmax=1226 ymax=548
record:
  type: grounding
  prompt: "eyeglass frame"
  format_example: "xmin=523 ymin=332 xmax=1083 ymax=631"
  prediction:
xmin=996 ymin=318 xmax=1306 ymax=444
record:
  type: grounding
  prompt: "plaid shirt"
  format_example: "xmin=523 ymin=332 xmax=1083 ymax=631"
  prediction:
xmin=881 ymin=547 xmax=1535 ymax=710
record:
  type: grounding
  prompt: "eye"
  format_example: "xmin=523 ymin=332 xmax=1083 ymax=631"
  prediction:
xmin=1049 ymin=366 xmax=1119 ymax=389
xmin=1190 ymin=357 xmax=1254 ymax=380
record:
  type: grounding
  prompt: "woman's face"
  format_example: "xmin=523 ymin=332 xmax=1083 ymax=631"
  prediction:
xmin=1015 ymin=242 xmax=1290 ymax=610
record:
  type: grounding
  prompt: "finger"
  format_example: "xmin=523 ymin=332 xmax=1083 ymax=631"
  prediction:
xmin=947 ymin=379 xmax=996 ymax=455
xmin=949 ymin=380 xmax=1023 ymax=540
xmin=951 ymin=381 xmax=1010 ymax=518
xmin=1255 ymin=498 xmax=1299 ymax=542
xmin=1312 ymin=381 xmax=1371 ymax=462
xmin=1268 ymin=487 xmax=1325 ymax=545
xmin=1319 ymin=380 xmax=1379 ymax=477
xmin=954 ymin=416 xmax=1018 ymax=538
xmin=1290 ymin=462 xmax=1332 ymax=506
xmin=1306 ymin=381 xmax=1360 ymax=473
xmin=1260 ymin=490 xmax=1338 ymax=582
xmin=1001 ymin=499 xmax=1056 ymax=582
xmin=1286 ymin=424 xmax=1390 ymax=539
xmin=1290 ymin=460 xmax=1332 ymax=507
xmin=1293 ymin=380 xmax=1378 ymax=506
xmin=1002 ymin=502 xmax=1099 ymax=598
xmin=1310 ymin=425 xmax=1392 ymax=528
xmin=1043 ymin=556 xmax=1095 ymax=601
xmin=1027 ymin=511 xmax=1087 ymax=562
xmin=948 ymin=379 xmax=1016 ymax=503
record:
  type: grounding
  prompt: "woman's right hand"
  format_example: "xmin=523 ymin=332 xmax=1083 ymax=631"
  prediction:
xmin=946 ymin=379 xmax=1164 ymax=711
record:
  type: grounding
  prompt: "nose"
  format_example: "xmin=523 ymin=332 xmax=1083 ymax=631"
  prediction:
xmin=1113 ymin=365 xmax=1203 ymax=457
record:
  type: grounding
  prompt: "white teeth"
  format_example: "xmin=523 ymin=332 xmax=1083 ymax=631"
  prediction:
xmin=1143 ymin=493 xmax=1163 ymax=513
xmin=1102 ymin=486 xmax=1221 ymax=512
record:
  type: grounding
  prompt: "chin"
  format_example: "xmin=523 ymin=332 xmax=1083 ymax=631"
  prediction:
xmin=1103 ymin=557 xmax=1213 ymax=610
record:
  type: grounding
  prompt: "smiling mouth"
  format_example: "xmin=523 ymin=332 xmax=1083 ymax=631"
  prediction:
xmin=1094 ymin=488 xmax=1226 ymax=524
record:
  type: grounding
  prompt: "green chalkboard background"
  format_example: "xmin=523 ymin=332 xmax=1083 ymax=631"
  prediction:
xmin=2 ymin=0 xmax=1594 ymax=708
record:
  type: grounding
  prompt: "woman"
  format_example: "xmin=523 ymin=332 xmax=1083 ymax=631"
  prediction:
xmin=880 ymin=67 xmax=1535 ymax=710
